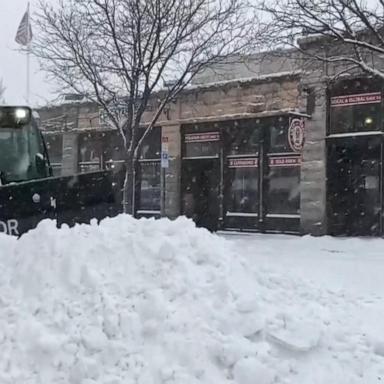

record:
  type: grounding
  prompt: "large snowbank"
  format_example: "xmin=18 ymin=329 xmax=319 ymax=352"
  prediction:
xmin=0 ymin=216 xmax=383 ymax=383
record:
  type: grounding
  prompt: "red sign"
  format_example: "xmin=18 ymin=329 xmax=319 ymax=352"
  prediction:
xmin=269 ymin=156 xmax=301 ymax=167
xmin=331 ymin=92 xmax=382 ymax=107
xmin=228 ymin=158 xmax=258 ymax=168
xmin=288 ymin=119 xmax=305 ymax=153
xmin=185 ymin=132 xmax=220 ymax=143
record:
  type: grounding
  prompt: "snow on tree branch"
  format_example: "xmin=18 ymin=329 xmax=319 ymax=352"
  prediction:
xmin=258 ymin=0 xmax=384 ymax=79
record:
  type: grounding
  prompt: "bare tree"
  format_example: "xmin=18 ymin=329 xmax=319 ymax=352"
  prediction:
xmin=33 ymin=0 xmax=256 ymax=213
xmin=259 ymin=0 xmax=384 ymax=79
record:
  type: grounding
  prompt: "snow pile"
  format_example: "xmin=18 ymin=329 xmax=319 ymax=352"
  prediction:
xmin=0 ymin=216 xmax=383 ymax=384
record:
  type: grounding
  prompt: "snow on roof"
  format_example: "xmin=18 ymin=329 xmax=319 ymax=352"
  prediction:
xmin=185 ymin=70 xmax=303 ymax=92
xmin=156 ymin=108 xmax=309 ymax=126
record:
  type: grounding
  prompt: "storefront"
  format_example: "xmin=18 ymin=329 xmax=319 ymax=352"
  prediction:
xmin=76 ymin=128 xmax=162 ymax=218
xmin=78 ymin=130 xmax=125 ymax=173
xmin=136 ymin=127 xmax=161 ymax=217
xmin=181 ymin=113 xmax=305 ymax=233
xmin=327 ymin=78 xmax=383 ymax=236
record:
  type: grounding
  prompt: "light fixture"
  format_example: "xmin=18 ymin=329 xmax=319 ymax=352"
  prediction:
xmin=365 ymin=116 xmax=373 ymax=125
xmin=14 ymin=108 xmax=28 ymax=120
xmin=0 ymin=106 xmax=32 ymax=128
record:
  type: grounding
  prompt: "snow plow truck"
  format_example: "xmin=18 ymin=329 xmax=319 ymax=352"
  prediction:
xmin=0 ymin=106 xmax=122 ymax=236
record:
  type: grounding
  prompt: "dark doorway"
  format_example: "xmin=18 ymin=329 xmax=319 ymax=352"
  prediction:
xmin=327 ymin=136 xmax=381 ymax=236
xmin=181 ymin=159 xmax=220 ymax=231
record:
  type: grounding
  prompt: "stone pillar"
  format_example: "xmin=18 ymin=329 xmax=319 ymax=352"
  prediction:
xmin=61 ymin=132 xmax=79 ymax=176
xmin=300 ymin=80 xmax=327 ymax=235
xmin=161 ymin=125 xmax=181 ymax=219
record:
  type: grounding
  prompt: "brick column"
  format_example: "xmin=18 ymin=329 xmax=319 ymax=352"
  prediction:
xmin=161 ymin=125 xmax=181 ymax=219
xmin=300 ymin=79 xmax=327 ymax=235
xmin=61 ymin=132 xmax=79 ymax=176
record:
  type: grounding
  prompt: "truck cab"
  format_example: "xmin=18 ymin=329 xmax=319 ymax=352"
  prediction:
xmin=0 ymin=106 xmax=51 ymax=185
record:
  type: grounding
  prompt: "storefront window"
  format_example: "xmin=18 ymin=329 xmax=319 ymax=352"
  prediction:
xmin=329 ymin=78 xmax=382 ymax=134
xmin=227 ymin=158 xmax=259 ymax=213
xmin=226 ymin=120 xmax=260 ymax=155
xmin=138 ymin=161 xmax=161 ymax=211
xmin=330 ymin=102 xmax=381 ymax=134
xmin=139 ymin=127 xmax=161 ymax=159
xmin=267 ymin=157 xmax=300 ymax=215
xmin=268 ymin=116 xmax=291 ymax=153
xmin=183 ymin=123 xmax=222 ymax=158
xmin=137 ymin=128 xmax=161 ymax=212
xmin=183 ymin=131 xmax=220 ymax=158
xmin=78 ymin=132 xmax=102 ymax=173
xmin=103 ymin=131 xmax=125 ymax=163
xmin=182 ymin=115 xmax=304 ymax=231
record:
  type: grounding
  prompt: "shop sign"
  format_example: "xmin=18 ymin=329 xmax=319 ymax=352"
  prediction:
xmin=185 ymin=131 xmax=220 ymax=143
xmin=161 ymin=135 xmax=169 ymax=168
xmin=228 ymin=158 xmax=258 ymax=168
xmin=161 ymin=152 xmax=169 ymax=168
xmin=269 ymin=156 xmax=301 ymax=167
xmin=288 ymin=119 xmax=305 ymax=153
xmin=330 ymin=92 xmax=382 ymax=107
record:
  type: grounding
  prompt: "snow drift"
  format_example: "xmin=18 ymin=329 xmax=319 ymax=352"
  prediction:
xmin=0 ymin=216 xmax=383 ymax=384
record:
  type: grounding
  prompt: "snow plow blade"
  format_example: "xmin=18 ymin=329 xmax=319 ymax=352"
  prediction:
xmin=0 ymin=170 xmax=122 ymax=236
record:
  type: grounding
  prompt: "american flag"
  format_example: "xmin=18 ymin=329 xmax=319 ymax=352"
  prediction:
xmin=15 ymin=7 xmax=33 ymax=46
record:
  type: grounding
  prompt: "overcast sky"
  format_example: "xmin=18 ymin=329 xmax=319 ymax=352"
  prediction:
xmin=0 ymin=0 xmax=53 ymax=107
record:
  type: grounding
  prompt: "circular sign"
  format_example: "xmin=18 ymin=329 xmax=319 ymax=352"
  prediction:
xmin=288 ymin=118 xmax=305 ymax=152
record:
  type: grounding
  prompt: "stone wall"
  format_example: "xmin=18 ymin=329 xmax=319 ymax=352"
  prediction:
xmin=38 ymin=73 xmax=302 ymax=131
xmin=161 ymin=125 xmax=181 ymax=219
xmin=38 ymin=102 xmax=101 ymax=132
xmin=192 ymin=50 xmax=301 ymax=84
xmin=299 ymin=71 xmax=327 ymax=235
xmin=177 ymin=76 xmax=301 ymax=120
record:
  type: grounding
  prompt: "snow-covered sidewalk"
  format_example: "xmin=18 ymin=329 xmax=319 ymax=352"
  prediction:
xmin=0 ymin=216 xmax=383 ymax=383
xmin=223 ymin=232 xmax=384 ymax=295
xmin=224 ymin=233 xmax=384 ymax=382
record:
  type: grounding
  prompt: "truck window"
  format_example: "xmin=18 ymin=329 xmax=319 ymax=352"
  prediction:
xmin=0 ymin=123 xmax=46 ymax=183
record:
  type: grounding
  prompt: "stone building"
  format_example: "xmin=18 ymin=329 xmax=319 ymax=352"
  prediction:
xmin=38 ymin=46 xmax=384 ymax=236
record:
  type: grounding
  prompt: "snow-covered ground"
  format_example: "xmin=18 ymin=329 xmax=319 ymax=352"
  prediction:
xmin=224 ymin=233 xmax=384 ymax=296
xmin=0 ymin=216 xmax=383 ymax=383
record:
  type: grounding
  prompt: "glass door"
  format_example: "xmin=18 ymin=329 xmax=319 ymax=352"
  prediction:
xmin=181 ymin=159 xmax=220 ymax=231
xmin=327 ymin=136 xmax=381 ymax=236
xmin=264 ymin=116 xmax=302 ymax=233
xmin=223 ymin=119 xmax=260 ymax=230
xmin=181 ymin=124 xmax=221 ymax=231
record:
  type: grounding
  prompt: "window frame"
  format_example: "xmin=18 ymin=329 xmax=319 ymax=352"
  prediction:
xmin=137 ymin=159 xmax=161 ymax=214
xmin=328 ymin=78 xmax=383 ymax=136
xmin=136 ymin=127 xmax=161 ymax=215
xmin=265 ymin=155 xmax=301 ymax=217
xmin=225 ymin=156 xmax=259 ymax=216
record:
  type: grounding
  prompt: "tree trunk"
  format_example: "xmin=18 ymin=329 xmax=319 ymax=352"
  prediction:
xmin=122 ymin=153 xmax=136 ymax=215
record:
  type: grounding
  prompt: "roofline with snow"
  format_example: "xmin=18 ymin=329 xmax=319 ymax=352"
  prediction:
xmin=177 ymin=70 xmax=303 ymax=95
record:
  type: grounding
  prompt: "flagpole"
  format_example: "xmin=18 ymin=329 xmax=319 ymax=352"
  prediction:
xmin=26 ymin=1 xmax=31 ymax=105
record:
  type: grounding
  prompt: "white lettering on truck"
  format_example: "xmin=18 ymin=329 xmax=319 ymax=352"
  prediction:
xmin=0 ymin=220 xmax=20 ymax=236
